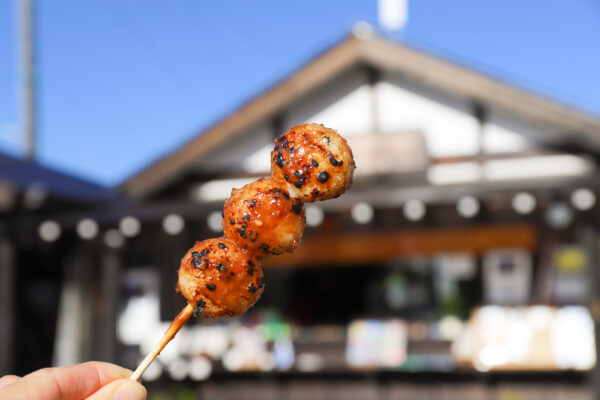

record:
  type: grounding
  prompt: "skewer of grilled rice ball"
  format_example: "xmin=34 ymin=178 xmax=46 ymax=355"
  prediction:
xmin=271 ymin=123 xmax=355 ymax=202
xmin=130 ymin=123 xmax=354 ymax=381
xmin=223 ymin=177 xmax=306 ymax=258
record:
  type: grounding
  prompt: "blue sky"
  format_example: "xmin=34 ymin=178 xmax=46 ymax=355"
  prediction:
xmin=1 ymin=1 xmax=599 ymax=186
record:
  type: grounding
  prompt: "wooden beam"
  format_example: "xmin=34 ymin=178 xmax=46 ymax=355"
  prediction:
xmin=263 ymin=224 xmax=537 ymax=268
xmin=360 ymin=36 xmax=600 ymax=143
xmin=119 ymin=33 xmax=600 ymax=200
xmin=121 ymin=36 xmax=363 ymax=199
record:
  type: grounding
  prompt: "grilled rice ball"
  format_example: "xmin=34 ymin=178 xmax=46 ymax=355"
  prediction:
xmin=271 ymin=123 xmax=355 ymax=202
xmin=223 ymin=177 xmax=305 ymax=258
xmin=176 ymin=238 xmax=264 ymax=318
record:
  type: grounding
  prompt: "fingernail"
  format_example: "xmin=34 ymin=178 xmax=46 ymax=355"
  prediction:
xmin=113 ymin=381 xmax=146 ymax=400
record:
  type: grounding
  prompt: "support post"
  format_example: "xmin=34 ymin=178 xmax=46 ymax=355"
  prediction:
xmin=582 ymin=225 xmax=600 ymax=400
xmin=53 ymin=246 xmax=94 ymax=366
xmin=364 ymin=65 xmax=380 ymax=134
xmin=0 ymin=233 xmax=15 ymax=375
xmin=97 ymin=250 xmax=120 ymax=363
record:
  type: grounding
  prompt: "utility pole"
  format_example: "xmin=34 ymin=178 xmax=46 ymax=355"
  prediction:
xmin=20 ymin=0 xmax=36 ymax=160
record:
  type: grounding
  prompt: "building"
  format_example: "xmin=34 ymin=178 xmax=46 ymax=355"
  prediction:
xmin=0 ymin=151 xmax=114 ymax=375
xmin=6 ymin=30 xmax=600 ymax=398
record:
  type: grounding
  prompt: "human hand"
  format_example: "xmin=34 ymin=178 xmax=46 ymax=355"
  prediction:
xmin=0 ymin=361 xmax=146 ymax=400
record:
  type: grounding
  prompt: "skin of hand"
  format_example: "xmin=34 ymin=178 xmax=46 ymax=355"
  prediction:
xmin=0 ymin=362 xmax=146 ymax=400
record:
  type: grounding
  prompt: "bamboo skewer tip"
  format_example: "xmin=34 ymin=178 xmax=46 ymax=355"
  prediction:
xmin=129 ymin=303 xmax=195 ymax=381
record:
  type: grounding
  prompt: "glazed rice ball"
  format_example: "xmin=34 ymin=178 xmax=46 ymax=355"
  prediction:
xmin=223 ymin=177 xmax=305 ymax=258
xmin=176 ymin=238 xmax=264 ymax=318
xmin=271 ymin=123 xmax=355 ymax=202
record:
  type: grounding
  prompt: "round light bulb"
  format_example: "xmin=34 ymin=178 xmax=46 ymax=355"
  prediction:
xmin=403 ymin=199 xmax=426 ymax=221
xmin=119 ymin=216 xmax=141 ymax=237
xmin=571 ymin=188 xmax=596 ymax=211
xmin=207 ymin=211 xmax=223 ymax=233
xmin=39 ymin=220 xmax=61 ymax=242
xmin=306 ymin=206 xmax=324 ymax=227
xmin=76 ymin=218 xmax=99 ymax=240
xmin=512 ymin=192 xmax=536 ymax=215
xmin=457 ymin=196 xmax=480 ymax=218
xmin=546 ymin=203 xmax=573 ymax=229
xmin=351 ymin=202 xmax=374 ymax=224
xmin=104 ymin=229 xmax=125 ymax=248
xmin=163 ymin=213 xmax=185 ymax=235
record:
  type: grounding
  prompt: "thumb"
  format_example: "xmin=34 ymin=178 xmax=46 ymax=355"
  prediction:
xmin=85 ymin=379 xmax=146 ymax=400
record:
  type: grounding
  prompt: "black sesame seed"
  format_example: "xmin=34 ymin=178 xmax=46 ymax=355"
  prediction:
xmin=292 ymin=203 xmax=302 ymax=215
xmin=276 ymin=152 xmax=285 ymax=168
xmin=193 ymin=299 xmax=206 ymax=317
xmin=289 ymin=147 xmax=295 ymax=154
xmin=247 ymin=267 xmax=255 ymax=276
xmin=237 ymin=228 xmax=247 ymax=238
xmin=317 ymin=171 xmax=330 ymax=183
xmin=249 ymin=199 xmax=257 ymax=207
xmin=230 ymin=219 xmax=235 ymax=225
xmin=282 ymin=192 xmax=290 ymax=200
xmin=248 ymin=260 xmax=255 ymax=267
xmin=248 ymin=284 xmax=257 ymax=293
xmin=218 ymin=242 xmax=226 ymax=249
xmin=260 ymin=244 xmax=269 ymax=250
xmin=205 ymin=284 xmax=216 ymax=291
xmin=324 ymin=136 xmax=331 ymax=144
xmin=312 ymin=188 xmax=320 ymax=196
xmin=329 ymin=156 xmax=343 ymax=166
xmin=243 ymin=215 xmax=250 ymax=222
xmin=259 ymin=277 xmax=265 ymax=288
xmin=277 ymin=135 xmax=286 ymax=143
xmin=216 ymin=263 xmax=226 ymax=271
xmin=201 ymin=249 xmax=209 ymax=257
xmin=192 ymin=259 xmax=203 ymax=269
xmin=284 ymin=174 xmax=290 ymax=181
xmin=311 ymin=159 xmax=319 ymax=168
xmin=294 ymin=175 xmax=306 ymax=189
xmin=192 ymin=251 xmax=201 ymax=259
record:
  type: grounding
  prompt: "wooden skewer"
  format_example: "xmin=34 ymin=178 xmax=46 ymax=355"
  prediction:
xmin=130 ymin=303 xmax=195 ymax=381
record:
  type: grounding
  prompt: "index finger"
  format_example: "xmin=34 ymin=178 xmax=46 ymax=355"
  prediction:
xmin=0 ymin=362 xmax=133 ymax=400
xmin=0 ymin=375 xmax=20 ymax=389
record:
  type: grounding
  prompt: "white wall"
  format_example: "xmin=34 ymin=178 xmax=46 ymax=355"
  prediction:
xmin=377 ymin=74 xmax=479 ymax=158
xmin=284 ymin=69 xmax=374 ymax=137
xmin=483 ymin=109 xmax=562 ymax=154
xmin=196 ymin=122 xmax=273 ymax=174
xmin=197 ymin=68 xmax=563 ymax=176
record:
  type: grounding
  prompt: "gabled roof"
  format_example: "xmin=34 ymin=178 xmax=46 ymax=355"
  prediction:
xmin=120 ymin=32 xmax=600 ymax=199
xmin=0 ymin=152 xmax=114 ymax=202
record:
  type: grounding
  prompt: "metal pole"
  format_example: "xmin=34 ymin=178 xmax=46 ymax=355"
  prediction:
xmin=20 ymin=0 xmax=36 ymax=160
